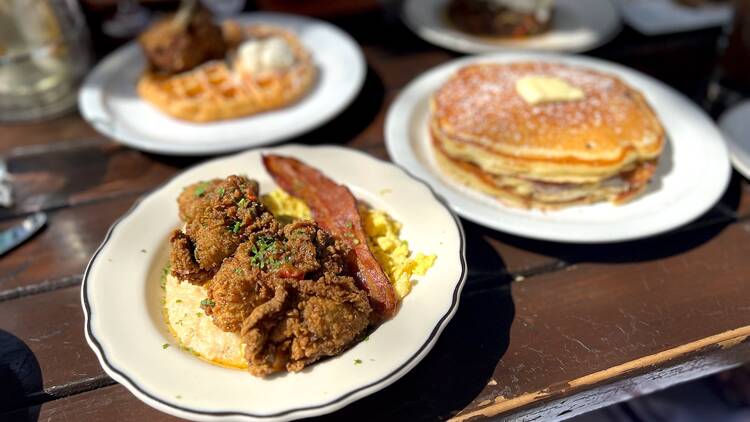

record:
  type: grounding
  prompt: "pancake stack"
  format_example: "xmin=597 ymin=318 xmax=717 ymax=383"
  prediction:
xmin=430 ymin=62 xmax=665 ymax=209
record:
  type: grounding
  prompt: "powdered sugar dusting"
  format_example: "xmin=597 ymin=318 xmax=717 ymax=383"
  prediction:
xmin=432 ymin=62 xmax=661 ymax=156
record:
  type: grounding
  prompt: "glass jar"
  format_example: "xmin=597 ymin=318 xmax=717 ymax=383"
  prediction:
xmin=0 ymin=0 xmax=92 ymax=122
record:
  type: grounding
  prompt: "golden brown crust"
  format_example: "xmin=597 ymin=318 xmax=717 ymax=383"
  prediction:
xmin=137 ymin=23 xmax=316 ymax=122
xmin=431 ymin=62 xmax=665 ymax=183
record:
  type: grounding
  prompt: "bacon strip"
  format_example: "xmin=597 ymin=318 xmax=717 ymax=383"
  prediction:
xmin=262 ymin=154 xmax=398 ymax=320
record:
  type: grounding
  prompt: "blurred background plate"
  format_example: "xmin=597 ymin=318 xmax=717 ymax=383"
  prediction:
xmin=79 ymin=12 xmax=365 ymax=156
xmin=401 ymin=0 xmax=621 ymax=54
xmin=615 ymin=0 xmax=733 ymax=36
xmin=719 ymin=100 xmax=750 ymax=180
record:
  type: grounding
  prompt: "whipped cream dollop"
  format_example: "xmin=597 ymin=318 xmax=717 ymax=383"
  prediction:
xmin=237 ymin=36 xmax=295 ymax=74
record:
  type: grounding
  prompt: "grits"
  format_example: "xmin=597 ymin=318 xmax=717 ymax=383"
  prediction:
xmin=163 ymin=188 xmax=435 ymax=367
xmin=164 ymin=273 xmax=246 ymax=368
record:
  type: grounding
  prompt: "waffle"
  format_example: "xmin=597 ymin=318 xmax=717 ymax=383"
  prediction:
xmin=137 ymin=24 xmax=316 ymax=123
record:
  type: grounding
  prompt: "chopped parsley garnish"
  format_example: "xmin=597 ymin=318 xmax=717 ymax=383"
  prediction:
xmin=363 ymin=335 xmax=369 ymax=341
xmin=345 ymin=221 xmax=353 ymax=229
xmin=231 ymin=221 xmax=242 ymax=233
xmin=181 ymin=346 xmax=198 ymax=356
xmin=175 ymin=299 xmax=182 ymax=303
xmin=354 ymin=359 xmax=362 ymax=365
xmin=160 ymin=263 xmax=171 ymax=289
xmin=237 ymin=198 xmax=248 ymax=208
xmin=235 ymin=268 xmax=244 ymax=275
xmin=200 ymin=298 xmax=215 ymax=307
xmin=196 ymin=312 xmax=202 ymax=317
xmin=217 ymin=187 xmax=225 ymax=197
xmin=194 ymin=182 xmax=210 ymax=197
xmin=162 ymin=343 xmax=169 ymax=349
xmin=250 ymin=235 xmax=281 ymax=270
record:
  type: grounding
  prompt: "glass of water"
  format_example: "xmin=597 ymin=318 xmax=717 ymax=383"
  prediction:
xmin=0 ymin=0 xmax=92 ymax=122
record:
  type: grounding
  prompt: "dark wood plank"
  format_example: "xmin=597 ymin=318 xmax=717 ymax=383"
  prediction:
xmin=1 ymin=384 xmax=181 ymax=422
xmin=455 ymin=220 xmax=750 ymax=420
xmin=0 ymin=195 xmax=139 ymax=295
xmin=1 ymin=140 xmax=183 ymax=219
xmin=0 ymin=286 xmax=105 ymax=399
xmin=455 ymin=337 xmax=750 ymax=421
xmin=0 ymin=112 xmax=99 ymax=154
xmin=7 ymin=341 xmax=750 ymax=422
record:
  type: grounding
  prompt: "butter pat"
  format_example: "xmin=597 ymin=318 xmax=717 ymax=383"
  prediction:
xmin=515 ymin=76 xmax=585 ymax=105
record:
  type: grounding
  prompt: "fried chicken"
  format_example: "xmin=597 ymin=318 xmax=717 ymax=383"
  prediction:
xmin=204 ymin=220 xmax=357 ymax=333
xmin=138 ymin=3 xmax=227 ymax=75
xmin=241 ymin=274 xmax=371 ymax=376
xmin=200 ymin=217 xmax=371 ymax=375
xmin=169 ymin=175 xmax=374 ymax=376
xmin=169 ymin=176 xmax=276 ymax=284
xmin=169 ymin=230 xmax=214 ymax=285
xmin=204 ymin=242 xmax=274 ymax=332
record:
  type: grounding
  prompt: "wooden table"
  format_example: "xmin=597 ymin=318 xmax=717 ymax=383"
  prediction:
xmin=2 ymin=7 xmax=750 ymax=422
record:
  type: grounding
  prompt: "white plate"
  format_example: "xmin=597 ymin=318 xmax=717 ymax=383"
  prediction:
xmin=719 ymin=100 xmax=750 ymax=180
xmin=79 ymin=13 xmax=365 ymax=156
xmin=385 ymin=52 xmax=731 ymax=243
xmin=402 ymin=0 xmax=621 ymax=54
xmin=82 ymin=145 xmax=466 ymax=421
xmin=615 ymin=0 xmax=733 ymax=36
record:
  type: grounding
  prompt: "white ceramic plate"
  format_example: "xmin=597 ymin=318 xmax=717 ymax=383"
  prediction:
xmin=79 ymin=13 xmax=365 ymax=156
xmin=385 ymin=52 xmax=731 ymax=243
xmin=615 ymin=0 xmax=732 ymax=36
xmin=82 ymin=145 xmax=466 ymax=421
xmin=402 ymin=0 xmax=621 ymax=54
xmin=719 ymin=100 xmax=750 ymax=180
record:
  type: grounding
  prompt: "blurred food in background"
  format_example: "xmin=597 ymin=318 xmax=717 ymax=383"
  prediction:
xmin=447 ymin=0 xmax=554 ymax=37
xmin=256 ymin=0 xmax=380 ymax=17
xmin=135 ymin=0 xmax=317 ymax=122
xmin=719 ymin=0 xmax=750 ymax=92
xmin=676 ymin=0 xmax=729 ymax=7
xmin=138 ymin=0 xmax=226 ymax=74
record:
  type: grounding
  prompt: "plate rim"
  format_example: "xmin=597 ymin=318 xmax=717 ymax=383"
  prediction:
xmin=401 ymin=0 xmax=622 ymax=54
xmin=78 ymin=12 xmax=366 ymax=156
xmin=719 ymin=100 xmax=750 ymax=181
xmin=81 ymin=144 xmax=468 ymax=420
xmin=384 ymin=52 xmax=731 ymax=243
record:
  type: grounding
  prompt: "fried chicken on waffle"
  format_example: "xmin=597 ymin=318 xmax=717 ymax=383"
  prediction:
xmin=137 ymin=10 xmax=315 ymax=123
